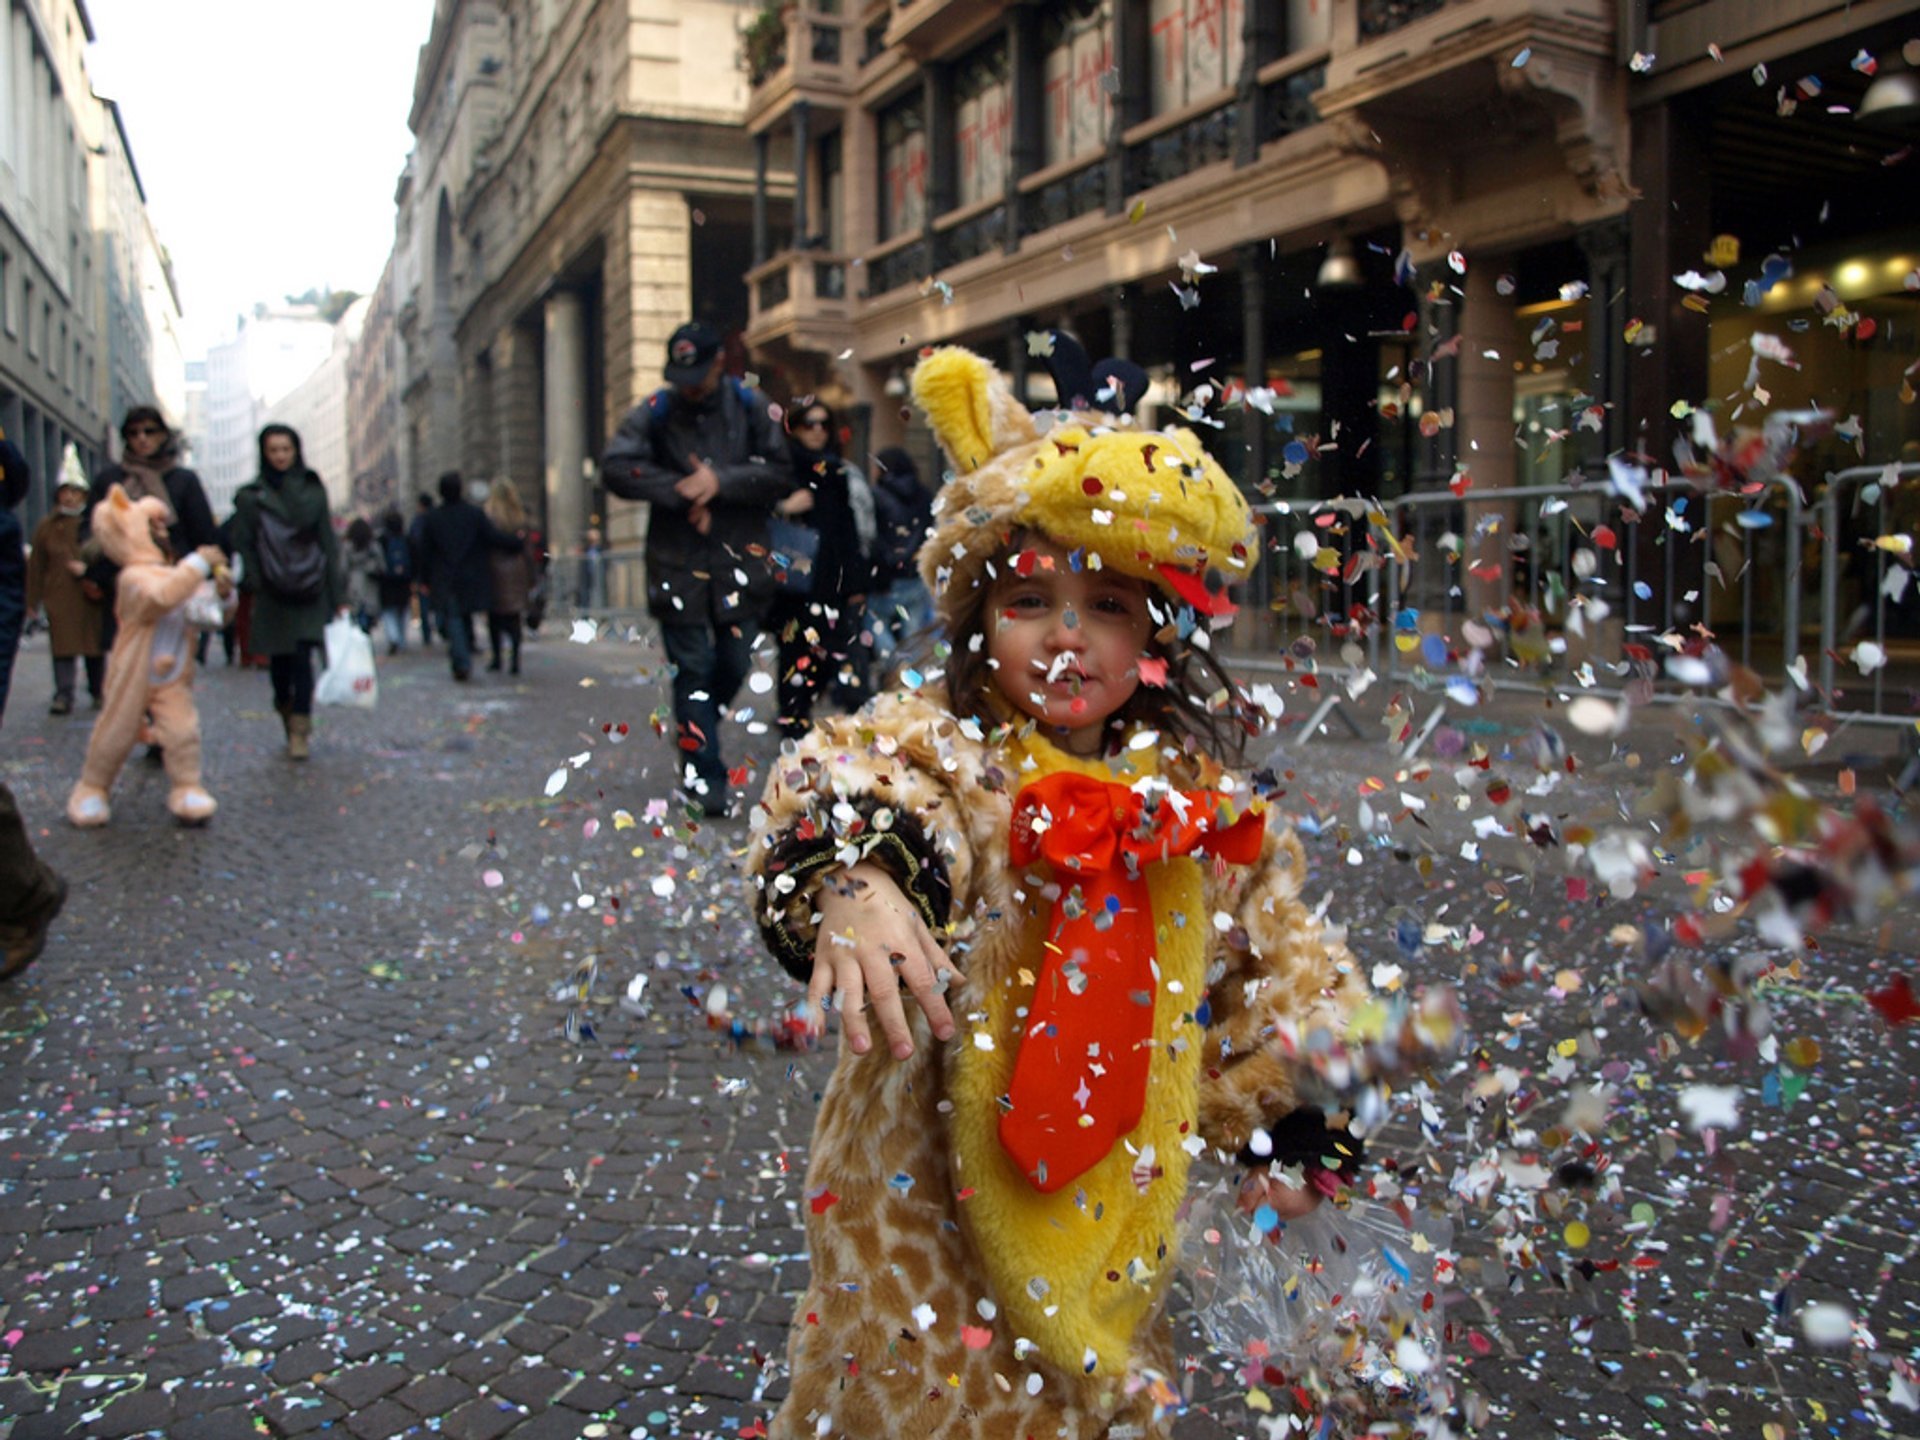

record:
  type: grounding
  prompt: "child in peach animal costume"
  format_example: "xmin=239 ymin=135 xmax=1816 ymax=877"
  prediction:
xmin=749 ymin=342 xmax=1366 ymax=1439
xmin=66 ymin=486 xmax=226 ymax=827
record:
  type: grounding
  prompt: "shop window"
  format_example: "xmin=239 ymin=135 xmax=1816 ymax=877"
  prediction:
xmin=1042 ymin=0 xmax=1112 ymax=169
xmin=22 ymin=280 xmax=35 ymax=359
xmin=1148 ymin=0 xmax=1245 ymax=115
xmin=879 ymin=94 xmax=928 ymax=241
xmin=0 ymin=251 xmax=10 ymax=336
xmin=954 ymin=38 xmax=1011 ymax=209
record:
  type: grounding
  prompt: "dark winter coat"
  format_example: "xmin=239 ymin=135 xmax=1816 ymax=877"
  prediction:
xmin=871 ymin=462 xmax=935 ymax=586
xmin=376 ymin=531 xmax=414 ymax=609
xmin=25 ymin=510 xmax=104 ymax=657
xmin=486 ymin=529 xmax=538 ymax=617
xmin=0 ymin=439 xmax=29 ymax=724
xmin=83 ymin=459 xmax=217 ymax=581
xmin=599 ymin=379 xmax=792 ymax=626
xmin=229 ymin=467 xmax=341 ymax=655
xmin=0 ymin=514 xmax=20 ymax=727
xmin=417 ymin=499 xmax=523 ymax=615
xmin=784 ymin=442 xmax=872 ymax=601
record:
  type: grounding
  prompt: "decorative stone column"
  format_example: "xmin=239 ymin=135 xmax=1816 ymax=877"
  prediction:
xmin=543 ymin=287 xmax=589 ymax=563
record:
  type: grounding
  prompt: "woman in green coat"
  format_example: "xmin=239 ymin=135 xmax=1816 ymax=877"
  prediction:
xmin=229 ymin=425 xmax=342 ymax=760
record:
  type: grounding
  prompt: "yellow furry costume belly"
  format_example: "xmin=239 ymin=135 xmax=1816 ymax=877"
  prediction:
xmin=946 ymin=734 xmax=1215 ymax=1378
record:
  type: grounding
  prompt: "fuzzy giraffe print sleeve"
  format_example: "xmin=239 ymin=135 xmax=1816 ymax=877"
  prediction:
xmin=1195 ymin=817 xmax=1367 ymax=1159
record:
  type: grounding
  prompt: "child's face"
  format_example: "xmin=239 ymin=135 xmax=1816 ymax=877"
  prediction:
xmin=985 ymin=538 xmax=1154 ymax=752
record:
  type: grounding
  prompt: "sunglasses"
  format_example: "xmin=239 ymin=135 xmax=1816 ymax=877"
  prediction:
xmin=795 ymin=417 xmax=830 ymax=430
xmin=125 ymin=425 xmax=164 ymax=437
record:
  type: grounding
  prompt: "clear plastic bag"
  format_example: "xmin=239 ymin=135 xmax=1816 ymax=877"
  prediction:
xmin=182 ymin=580 xmax=236 ymax=630
xmin=1184 ymin=1176 xmax=1457 ymax=1436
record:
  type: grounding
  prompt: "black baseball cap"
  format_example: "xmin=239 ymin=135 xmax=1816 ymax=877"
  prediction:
xmin=664 ymin=321 xmax=722 ymax=386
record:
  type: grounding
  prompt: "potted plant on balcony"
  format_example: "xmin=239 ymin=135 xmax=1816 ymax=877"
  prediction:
xmin=743 ymin=1 xmax=794 ymax=87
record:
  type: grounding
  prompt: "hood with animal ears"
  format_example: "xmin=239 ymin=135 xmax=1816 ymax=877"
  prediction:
xmin=91 ymin=484 xmax=173 ymax=568
xmin=910 ymin=346 xmax=1255 ymax=623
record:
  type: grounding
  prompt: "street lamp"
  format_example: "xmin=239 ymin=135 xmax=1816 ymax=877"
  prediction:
xmin=1858 ymin=40 xmax=1920 ymax=126
xmin=1316 ymin=237 xmax=1364 ymax=291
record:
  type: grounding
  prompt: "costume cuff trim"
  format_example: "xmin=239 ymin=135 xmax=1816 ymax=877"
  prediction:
xmin=758 ymin=797 xmax=951 ymax=981
xmin=1237 ymin=1105 xmax=1365 ymax=1182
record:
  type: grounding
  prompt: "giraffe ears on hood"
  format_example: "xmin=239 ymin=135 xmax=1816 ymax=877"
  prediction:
xmin=910 ymin=347 xmax=1038 ymax=476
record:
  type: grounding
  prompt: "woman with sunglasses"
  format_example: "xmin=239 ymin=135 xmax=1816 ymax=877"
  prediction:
xmin=768 ymin=401 xmax=874 ymax=740
xmin=81 ymin=407 xmax=217 ymax=655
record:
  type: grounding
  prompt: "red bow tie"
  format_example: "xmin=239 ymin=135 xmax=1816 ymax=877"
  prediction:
xmin=1001 ymin=770 xmax=1265 ymax=1191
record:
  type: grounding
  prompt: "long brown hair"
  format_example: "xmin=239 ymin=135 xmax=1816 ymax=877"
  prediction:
xmin=916 ymin=529 xmax=1256 ymax=766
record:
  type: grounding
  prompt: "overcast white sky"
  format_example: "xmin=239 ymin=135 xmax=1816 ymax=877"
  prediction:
xmin=85 ymin=0 xmax=437 ymax=358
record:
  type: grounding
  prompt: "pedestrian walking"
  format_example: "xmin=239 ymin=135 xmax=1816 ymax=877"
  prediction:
xmin=481 ymin=478 xmax=537 ymax=675
xmin=766 ymin=400 xmax=872 ymax=739
xmin=599 ymin=320 xmax=790 ymax=817
xmin=82 ymin=407 xmax=216 ymax=654
xmin=414 ymin=471 xmax=524 ymax=682
xmin=341 ymin=516 xmax=382 ymax=633
xmin=865 ymin=444 xmax=935 ymax=665
xmin=375 ymin=510 xmax=414 ymax=655
xmin=229 ymin=425 xmax=342 ymax=761
xmin=747 ymin=345 xmax=1363 ymax=1440
xmin=407 ymin=492 xmax=437 ymax=646
xmin=25 ymin=474 xmax=105 ymax=714
xmin=574 ymin=525 xmax=606 ymax=610
xmin=0 ymin=436 xmax=29 ymax=727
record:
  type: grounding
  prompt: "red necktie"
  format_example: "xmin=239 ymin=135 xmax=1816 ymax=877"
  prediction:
xmin=1001 ymin=770 xmax=1265 ymax=1192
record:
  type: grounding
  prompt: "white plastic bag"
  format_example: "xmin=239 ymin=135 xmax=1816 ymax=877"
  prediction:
xmin=315 ymin=616 xmax=377 ymax=709
xmin=1184 ymin=1177 xmax=1456 ymax=1436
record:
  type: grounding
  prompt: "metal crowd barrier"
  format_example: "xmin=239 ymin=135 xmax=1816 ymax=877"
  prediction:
xmin=1226 ymin=472 xmax=1810 ymax=755
xmin=544 ymin=551 xmax=650 ymax=622
xmin=1815 ymin=463 xmax=1920 ymax=789
xmin=1232 ymin=462 xmax=1920 ymax=774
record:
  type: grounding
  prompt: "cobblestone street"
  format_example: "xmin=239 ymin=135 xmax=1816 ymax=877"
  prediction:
xmin=0 ymin=626 xmax=1915 ymax=1439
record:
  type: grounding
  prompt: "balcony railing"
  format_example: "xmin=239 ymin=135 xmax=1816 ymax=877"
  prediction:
xmin=746 ymin=4 xmax=859 ymax=98
xmin=864 ymin=236 xmax=932 ymax=298
xmin=1126 ymin=102 xmax=1236 ymax=193
xmin=1359 ymin=0 xmax=1453 ymax=37
xmin=933 ymin=202 xmax=1007 ymax=271
xmin=1265 ymin=63 xmax=1326 ymax=142
xmin=1017 ymin=158 xmax=1108 ymax=240
xmin=745 ymin=247 xmax=855 ymax=336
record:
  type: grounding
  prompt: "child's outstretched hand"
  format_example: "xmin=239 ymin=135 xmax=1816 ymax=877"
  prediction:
xmin=1238 ymin=1168 xmax=1325 ymax=1220
xmin=810 ymin=860 xmax=965 ymax=1060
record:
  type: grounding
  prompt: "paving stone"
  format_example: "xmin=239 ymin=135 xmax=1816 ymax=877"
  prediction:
xmin=395 ymin=1372 xmax=476 ymax=1417
xmin=488 ymin=1362 xmax=572 ymax=1408
xmin=321 ymin=1361 xmax=411 ymax=1410
xmin=439 ymin=1397 xmax=524 ymax=1440
xmin=344 ymin=1397 xmax=420 ymax=1440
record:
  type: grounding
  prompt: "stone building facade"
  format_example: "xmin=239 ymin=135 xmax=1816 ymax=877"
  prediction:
xmin=0 ymin=1 xmax=180 ymax=528
xmin=748 ymin=0 xmax=1919 ymax=472
xmin=392 ymin=0 xmax=772 ymax=560
xmin=347 ymin=255 xmax=401 ymax=515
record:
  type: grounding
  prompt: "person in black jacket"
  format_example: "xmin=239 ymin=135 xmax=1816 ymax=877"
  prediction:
xmin=0 ymin=437 xmax=31 ymax=727
xmin=82 ymin=407 xmax=216 ymax=653
xmin=0 ymin=438 xmax=63 ymax=978
xmin=768 ymin=401 xmax=872 ymax=740
xmin=406 ymin=492 xmax=437 ymax=646
xmin=599 ymin=321 xmax=793 ymax=818
xmin=866 ymin=445 xmax=936 ymax=666
xmin=415 ymin=472 xmax=525 ymax=681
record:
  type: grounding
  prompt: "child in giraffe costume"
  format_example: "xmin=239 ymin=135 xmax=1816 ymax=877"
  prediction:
xmin=749 ymin=341 xmax=1367 ymax=1439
